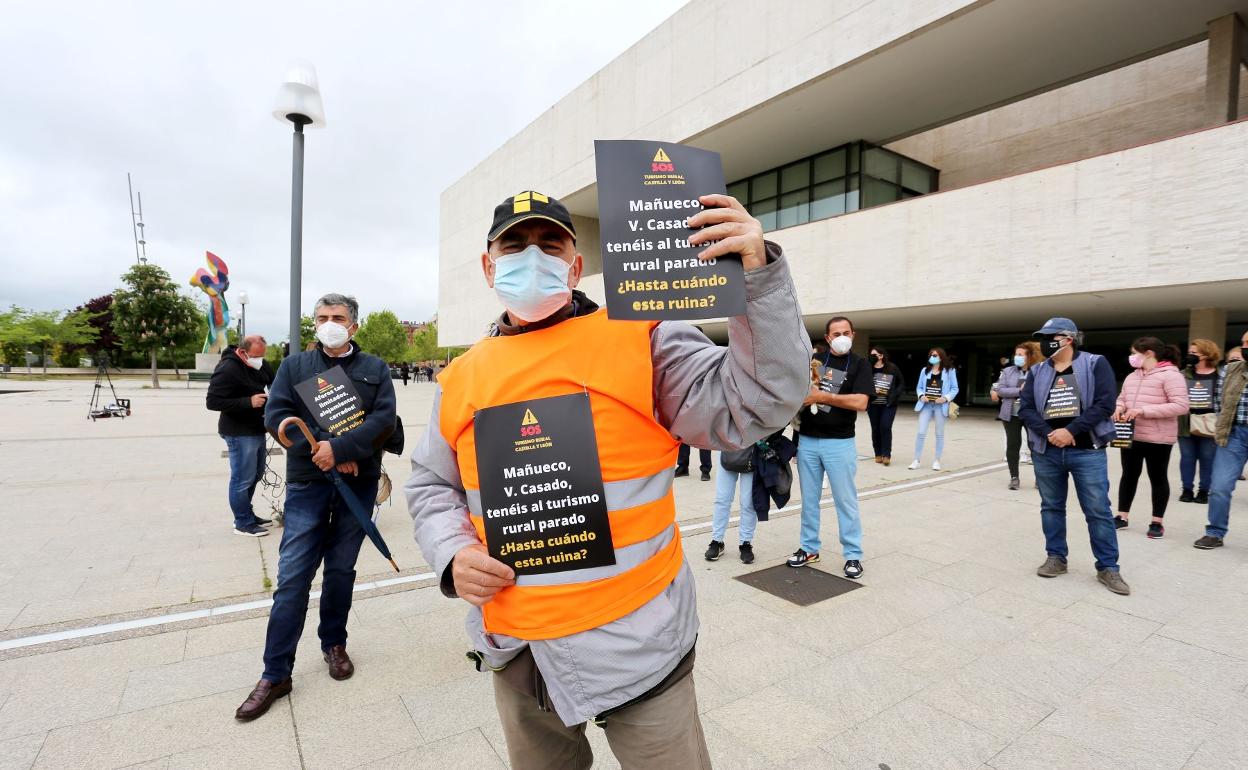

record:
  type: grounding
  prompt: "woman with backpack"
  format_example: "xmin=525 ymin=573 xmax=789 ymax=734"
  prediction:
xmin=1113 ymin=337 xmax=1189 ymax=539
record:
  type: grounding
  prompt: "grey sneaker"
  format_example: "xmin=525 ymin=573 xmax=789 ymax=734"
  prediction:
xmin=1036 ymin=555 xmax=1067 ymax=578
xmin=1098 ymin=569 xmax=1130 ymax=595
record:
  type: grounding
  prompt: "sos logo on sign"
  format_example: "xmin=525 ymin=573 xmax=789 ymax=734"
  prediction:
xmin=519 ymin=408 xmax=543 ymax=437
xmin=650 ymin=147 xmax=675 ymax=173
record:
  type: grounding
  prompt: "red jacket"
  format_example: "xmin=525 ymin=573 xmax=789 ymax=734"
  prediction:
xmin=1115 ymin=362 xmax=1189 ymax=444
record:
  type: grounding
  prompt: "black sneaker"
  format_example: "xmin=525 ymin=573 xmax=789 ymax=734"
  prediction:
xmin=234 ymin=524 xmax=269 ymax=537
xmin=843 ymin=560 xmax=863 ymax=579
xmin=739 ymin=542 xmax=755 ymax=565
xmin=1193 ymin=535 xmax=1224 ymax=550
xmin=1114 ymin=516 xmax=1128 ymax=529
xmin=1147 ymin=522 xmax=1164 ymax=539
xmin=704 ymin=540 xmax=725 ymax=561
xmin=786 ymin=549 xmax=819 ymax=568
xmin=1178 ymin=489 xmax=1195 ymax=503
xmin=253 ymin=515 xmax=273 ymax=528
xmin=673 ymin=467 xmax=689 ymax=478
xmin=1194 ymin=490 xmax=1209 ymax=505
xmin=700 ymin=470 xmax=711 ymax=481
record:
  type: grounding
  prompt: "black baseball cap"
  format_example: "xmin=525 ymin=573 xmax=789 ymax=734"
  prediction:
xmin=487 ymin=191 xmax=577 ymax=242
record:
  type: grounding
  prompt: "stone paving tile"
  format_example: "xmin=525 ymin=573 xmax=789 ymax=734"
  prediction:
xmin=118 ymin=648 xmax=262 ymax=713
xmin=774 ymin=647 xmax=933 ymax=730
xmin=354 ymin=728 xmax=506 ymax=770
xmin=822 ymin=699 xmax=1006 ymax=770
xmin=984 ymin=728 xmax=1131 ymax=770
xmin=704 ymin=685 xmax=846 ymax=764
xmin=32 ymin=688 xmax=296 ymax=768
xmin=915 ymin=666 xmax=1054 ymax=741
xmin=923 ymin=558 xmax=1018 ymax=595
xmin=293 ymin=694 xmax=424 ymax=770
xmin=1157 ymin=590 xmax=1248 ymax=661
xmin=400 ymin=674 xmax=495 ymax=743
xmin=696 ymin=630 xmax=830 ymax=699
xmin=0 ymin=733 xmax=47 ymax=770
xmin=1183 ymin=694 xmax=1248 ymax=770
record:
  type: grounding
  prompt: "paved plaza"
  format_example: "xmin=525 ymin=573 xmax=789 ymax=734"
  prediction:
xmin=0 ymin=377 xmax=1246 ymax=769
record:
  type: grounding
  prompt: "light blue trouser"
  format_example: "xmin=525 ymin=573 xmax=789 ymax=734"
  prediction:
xmin=796 ymin=436 xmax=863 ymax=559
xmin=914 ymin=402 xmax=947 ymax=460
xmin=711 ymin=465 xmax=757 ymax=543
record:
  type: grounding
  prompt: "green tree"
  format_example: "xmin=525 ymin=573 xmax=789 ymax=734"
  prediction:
xmin=404 ymin=324 xmax=437 ymax=363
xmin=0 ymin=307 xmax=97 ymax=374
xmin=354 ymin=310 xmax=407 ymax=362
xmin=112 ymin=263 xmax=200 ymax=388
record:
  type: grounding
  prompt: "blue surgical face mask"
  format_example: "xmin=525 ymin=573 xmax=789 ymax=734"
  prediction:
xmin=491 ymin=244 xmax=573 ymax=323
xmin=1013 ymin=355 xmax=1026 ymax=367
xmin=928 ymin=355 xmax=940 ymax=366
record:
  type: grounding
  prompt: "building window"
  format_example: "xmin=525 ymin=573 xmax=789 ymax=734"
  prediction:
xmin=729 ymin=141 xmax=938 ymax=232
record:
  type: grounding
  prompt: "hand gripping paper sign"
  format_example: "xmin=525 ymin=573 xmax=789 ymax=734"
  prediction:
xmin=474 ymin=393 xmax=615 ymax=577
xmin=293 ymin=366 xmax=366 ymax=436
xmin=595 ymin=140 xmax=745 ymax=320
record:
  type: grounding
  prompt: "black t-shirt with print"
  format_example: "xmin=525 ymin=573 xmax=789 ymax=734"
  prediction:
xmin=799 ymin=352 xmax=875 ymax=440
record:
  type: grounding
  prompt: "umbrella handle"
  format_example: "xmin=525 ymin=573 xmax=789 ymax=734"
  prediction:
xmin=276 ymin=416 xmax=319 ymax=449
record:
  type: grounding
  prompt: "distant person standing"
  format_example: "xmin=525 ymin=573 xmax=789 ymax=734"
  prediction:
xmin=1177 ymin=339 xmax=1220 ymax=504
xmin=1194 ymin=329 xmax=1248 ymax=550
xmin=1019 ymin=317 xmax=1129 ymax=595
xmin=1112 ymin=338 xmax=1188 ymax=539
xmin=675 ymin=444 xmax=713 ymax=481
xmin=400 ymin=362 xmax=410 ymax=387
xmin=788 ymin=316 xmax=873 ymax=578
xmin=992 ymin=341 xmax=1041 ymax=490
xmin=206 ymin=335 xmax=275 ymax=537
xmin=704 ymin=447 xmax=760 ymax=565
xmin=866 ymin=346 xmax=904 ymax=465
xmin=909 ymin=347 xmax=959 ymax=471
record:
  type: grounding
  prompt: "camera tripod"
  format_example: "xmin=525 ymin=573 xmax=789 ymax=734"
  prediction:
xmin=88 ymin=357 xmax=131 ymax=420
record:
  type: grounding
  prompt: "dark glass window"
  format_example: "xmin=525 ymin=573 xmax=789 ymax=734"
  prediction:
xmin=728 ymin=141 xmax=938 ymax=232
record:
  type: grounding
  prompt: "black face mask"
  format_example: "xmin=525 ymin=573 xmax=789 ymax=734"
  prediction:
xmin=1185 ymin=354 xmax=1201 ymax=368
xmin=1041 ymin=338 xmax=1063 ymax=358
xmin=1241 ymin=346 xmax=1248 ymax=362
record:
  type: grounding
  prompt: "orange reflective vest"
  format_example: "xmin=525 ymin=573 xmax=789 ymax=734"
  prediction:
xmin=438 ymin=309 xmax=683 ymax=640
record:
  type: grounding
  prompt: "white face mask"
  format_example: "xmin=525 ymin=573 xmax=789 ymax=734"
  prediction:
xmin=828 ymin=335 xmax=853 ymax=355
xmin=316 ymin=321 xmax=351 ymax=349
xmin=246 ymin=356 xmax=264 ymax=370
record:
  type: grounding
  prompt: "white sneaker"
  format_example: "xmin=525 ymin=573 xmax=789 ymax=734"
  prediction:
xmin=907 ymin=460 xmax=921 ymax=470
xmin=932 ymin=460 xmax=942 ymax=471
xmin=1021 ymin=455 xmax=1032 ymax=465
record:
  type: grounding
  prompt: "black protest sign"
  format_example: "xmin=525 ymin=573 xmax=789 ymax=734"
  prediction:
xmin=814 ymin=364 xmax=846 ymax=413
xmin=294 ymin=366 xmax=366 ymax=436
xmin=925 ymin=375 xmax=943 ymax=401
xmin=1043 ymin=374 xmax=1082 ymax=420
xmin=474 ymin=393 xmax=615 ymax=577
xmin=594 ymin=140 xmax=745 ymax=320
xmin=873 ymin=373 xmax=894 ymax=404
xmin=1111 ymin=420 xmax=1135 ymax=449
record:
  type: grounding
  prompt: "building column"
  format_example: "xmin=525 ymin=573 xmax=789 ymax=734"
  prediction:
xmin=852 ymin=330 xmax=871 ymax=357
xmin=1189 ymin=307 xmax=1228 ymax=348
xmin=1205 ymin=13 xmax=1247 ymax=125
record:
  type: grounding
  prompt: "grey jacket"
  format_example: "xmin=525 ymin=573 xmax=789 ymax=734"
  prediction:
xmin=994 ymin=365 xmax=1026 ymax=422
xmin=404 ymin=248 xmax=810 ymax=726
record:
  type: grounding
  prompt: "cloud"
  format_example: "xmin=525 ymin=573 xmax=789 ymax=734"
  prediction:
xmin=0 ymin=0 xmax=688 ymax=339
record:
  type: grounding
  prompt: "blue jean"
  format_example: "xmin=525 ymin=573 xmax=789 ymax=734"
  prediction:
xmin=1178 ymin=434 xmax=1217 ymax=493
xmin=223 ymin=433 xmax=267 ymax=530
xmin=1206 ymin=425 xmax=1248 ymax=538
xmin=711 ymin=465 xmax=757 ymax=544
xmin=914 ymin=403 xmax=947 ymax=461
xmin=796 ymin=436 xmax=862 ymax=558
xmin=262 ymin=476 xmax=375 ymax=682
xmin=1033 ymin=447 xmax=1120 ymax=571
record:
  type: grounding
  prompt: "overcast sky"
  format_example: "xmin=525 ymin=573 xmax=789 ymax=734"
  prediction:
xmin=0 ymin=0 xmax=687 ymax=341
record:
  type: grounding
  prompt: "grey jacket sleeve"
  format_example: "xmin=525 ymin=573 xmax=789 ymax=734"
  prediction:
xmin=652 ymin=242 xmax=811 ymax=450
xmin=404 ymin=385 xmax=481 ymax=597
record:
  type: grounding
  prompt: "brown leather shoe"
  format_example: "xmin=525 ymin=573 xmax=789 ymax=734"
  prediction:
xmin=234 ymin=678 xmax=291 ymax=721
xmin=324 ymin=645 xmax=354 ymax=680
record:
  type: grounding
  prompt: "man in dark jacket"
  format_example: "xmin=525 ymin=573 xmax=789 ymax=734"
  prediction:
xmin=206 ymin=335 xmax=275 ymax=537
xmin=234 ymin=293 xmax=397 ymax=722
xmin=1019 ymin=317 xmax=1129 ymax=596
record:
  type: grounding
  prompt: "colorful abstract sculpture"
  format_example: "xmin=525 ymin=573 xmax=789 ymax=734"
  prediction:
xmin=189 ymin=251 xmax=231 ymax=354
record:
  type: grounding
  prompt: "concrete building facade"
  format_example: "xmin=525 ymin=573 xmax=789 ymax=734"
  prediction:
xmin=438 ymin=0 xmax=1248 ymax=402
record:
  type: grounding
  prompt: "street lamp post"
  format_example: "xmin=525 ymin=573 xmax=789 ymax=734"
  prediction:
xmin=273 ymin=62 xmax=326 ymax=356
xmin=237 ymin=291 xmax=249 ymax=339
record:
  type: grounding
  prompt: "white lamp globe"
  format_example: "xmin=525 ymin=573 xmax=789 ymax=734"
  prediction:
xmin=273 ymin=61 xmax=326 ymax=127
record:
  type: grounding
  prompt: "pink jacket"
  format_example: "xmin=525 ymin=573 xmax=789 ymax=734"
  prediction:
xmin=1116 ymin=362 xmax=1189 ymax=444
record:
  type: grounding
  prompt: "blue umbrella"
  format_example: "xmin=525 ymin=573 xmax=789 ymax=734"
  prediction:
xmin=276 ymin=416 xmax=399 ymax=573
